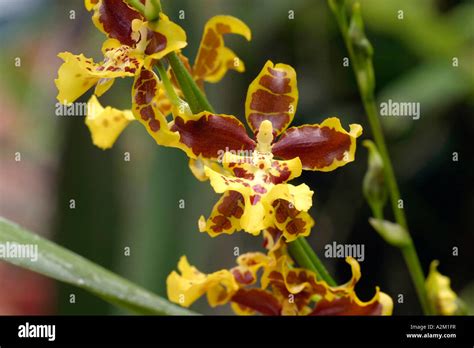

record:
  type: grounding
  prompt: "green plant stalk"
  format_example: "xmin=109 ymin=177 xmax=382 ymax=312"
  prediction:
xmin=155 ymin=60 xmax=182 ymax=107
xmin=132 ymin=0 xmax=334 ymax=286
xmin=145 ymin=0 xmax=162 ymax=22
xmin=287 ymin=239 xmax=316 ymax=273
xmin=125 ymin=0 xmax=145 ymax=13
xmin=298 ymin=238 xmax=337 ymax=286
xmin=330 ymin=1 xmax=432 ymax=314
xmin=167 ymin=53 xmax=215 ymax=114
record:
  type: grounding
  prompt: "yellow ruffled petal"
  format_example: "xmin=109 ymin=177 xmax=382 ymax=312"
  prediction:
xmin=167 ymin=256 xmax=238 ymax=308
xmin=426 ymin=260 xmax=459 ymax=315
xmin=56 ymin=45 xmax=142 ymax=104
xmin=198 ymin=190 xmax=244 ymax=236
xmin=234 ymin=252 xmax=270 ymax=284
xmin=55 ymin=52 xmax=100 ymax=104
xmin=267 ymin=183 xmax=313 ymax=212
xmin=85 ymin=95 xmax=134 ymax=150
xmin=193 ymin=15 xmax=251 ymax=83
xmin=379 ymin=292 xmax=394 ymax=316
xmin=262 ymin=255 xmax=394 ymax=316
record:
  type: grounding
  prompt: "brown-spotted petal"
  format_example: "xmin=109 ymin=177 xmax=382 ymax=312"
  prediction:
xmin=193 ymin=15 xmax=251 ymax=83
xmin=231 ymin=288 xmax=282 ymax=316
xmin=198 ymin=190 xmax=245 ymax=236
xmin=245 ymin=60 xmax=298 ymax=136
xmin=272 ymin=117 xmax=363 ymax=171
xmin=87 ymin=0 xmax=143 ymax=46
xmin=170 ymin=113 xmax=256 ymax=160
xmin=310 ymin=290 xmax=393 ymax=316
xmin=132 ymin=67 xmax=180 ymax=146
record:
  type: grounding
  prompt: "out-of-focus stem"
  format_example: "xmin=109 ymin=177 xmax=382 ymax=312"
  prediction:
xmin=329 ymin=0 xmax=432 ymax=315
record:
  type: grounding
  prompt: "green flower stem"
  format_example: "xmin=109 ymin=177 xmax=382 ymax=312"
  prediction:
xmin=287 ymin=239 xmax=315 ymax=272
xmin=145 ymin=0 xmax=162 ymax=22
xmin=154 ymin=60 xmax=181 ymax=107
xmin=167 ymin=53 xmax=215 ymax=114
xmin=295 ymin=237 xmax=337 ymax=286
xmin=125 ymin=0 xmax=145 ymax=13
xmin=329 ymin=0 xmax=432 ymax=315
xmin=130 ymin=0 xmax=335 ymax=287
xmin=288 ymin=238 xmax=336 ymax=286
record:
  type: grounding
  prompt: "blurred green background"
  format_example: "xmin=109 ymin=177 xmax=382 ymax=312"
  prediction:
xmin=0 ymin=0 xmax=473 ymax=315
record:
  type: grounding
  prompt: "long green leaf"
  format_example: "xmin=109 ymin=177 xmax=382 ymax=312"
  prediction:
xmin=0 ymin=217 xmax=197 ymax=315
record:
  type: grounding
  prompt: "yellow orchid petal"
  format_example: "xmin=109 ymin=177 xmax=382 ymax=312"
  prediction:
xmin=202 ymin=165 xmax=271 ymax=235
xmin=273 ymin=117 xmax=363 ymax=172
xmin=131 ymin=68 xmax=181 ymax=146
xmin=426 ymin=260 xmax=459 ymax=315
xmin=271 ymin=200 xmax=315 ymax=242
xmin=230 ymin=302 xmax=255 ymax=315
xmin=87 ymin=0 xmax=143 ymax=46
xmin=56 ymin=46 xmax=142 ymax=104
xmin=188 ymin=157 xmax=229 ymax=182
xmin=193 ymin=15 xmax=251 ymax=83
xmin=202 ymin=153 xmax=312 ymax=238
xmin=99 ymin=39 xmax=144 ymax=77
xmin=230 ymin=288 xmax=282 ymax=315
xmin=267 ymin=182 xmax=313 ymax=212
xmin=144 ymin=14 xmax=188 ymax=63
xmin=84 ymin=0 xmax=96 ymax=12
xmin=85 ymin=95 xmax=134 ymax=150
xmin=262 ymin=255 xmax=393 ymax=316
xmin=245 ymin=60 xmax=298 ymax=136
xmin=231 ymin=252 xmax=270 ymax=286
xmin=379 ymin=292 xmax=395 ymax=316
xmin=331 ymin=256 xmax=362 ymax=294
xmin=170 ymin=112 xmax=256 ymax=160
xmin=316 ymin=257 xmax=393 ymax=315
xmin=239 ymin=200 xmax=269 ymax=235
xmin=167 ymin=256 xmax=238 ymax=308
xmin=312 ymin=287 xmax=393 ymax=316
xmin=198 ymin=190 xmax=244 ymax=236
xmin=55 ymin=53 xmax=100 ymax=104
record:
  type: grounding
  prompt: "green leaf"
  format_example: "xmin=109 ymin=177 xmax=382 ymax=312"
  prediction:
xmin=0 ymin=217 xmax=198 ymax=315
xmin=369 ymin=218 xmax=410 ymax=248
